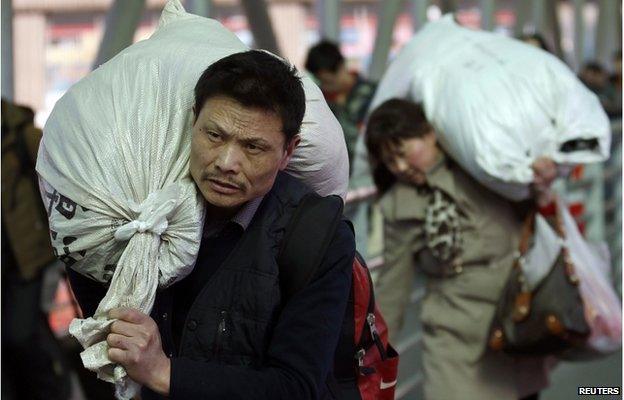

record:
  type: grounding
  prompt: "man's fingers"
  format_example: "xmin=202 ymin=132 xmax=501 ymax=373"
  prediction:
xmin=107 ymin=336 xmax=145 ymax=365
xmin=108 ymin=347 xmax=125 ymax=364
xmin=109 ymin=307 xmax=146 ymax=323
xmin=107 ymin=333 xmax=132 ymax=350
xmin=110 ymin=319 xmax=143 ymax=337
xmin=108 ymin=347 xmax=140 ymax=365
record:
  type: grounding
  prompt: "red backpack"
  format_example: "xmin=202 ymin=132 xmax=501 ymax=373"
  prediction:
xmin=279 ymin=193 xmax=399 ymax=400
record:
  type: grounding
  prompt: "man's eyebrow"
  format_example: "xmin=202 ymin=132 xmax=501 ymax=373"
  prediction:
xmin=202 ymin=122 xmax=230 ymax=138
xmin=239 ymin=137 xmax=272 ymax=148
xmin=203 ymin=121 xmax=275 ymax=148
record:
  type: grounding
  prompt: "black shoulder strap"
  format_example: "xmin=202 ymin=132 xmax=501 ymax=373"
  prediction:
xmin=278 ymin=193 xmax=344 ymax=301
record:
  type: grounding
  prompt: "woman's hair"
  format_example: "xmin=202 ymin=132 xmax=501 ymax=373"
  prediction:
xmin=365 ymin=99 xmax=433 ymax=195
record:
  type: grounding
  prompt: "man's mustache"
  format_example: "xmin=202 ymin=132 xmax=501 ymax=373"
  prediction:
xmin=202 ymin=172 xmax=246 ymax=191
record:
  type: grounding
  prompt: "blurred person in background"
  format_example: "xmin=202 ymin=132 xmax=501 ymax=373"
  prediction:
xmin=1 ymin=98 xmax=71 ymax=400
xmin=365 ymin=98 xmax=556 ymax=400
xmin=1 ymin=98 xmax=116 ymax=400
xmin=608 ymin=50 xmax=622 ymax=117
xmin=519 ymin=33 xmax=551 ymax=53
xmin=305 ymin=40 xmax=376 ymax=169
xmin=610 ymin=50 xmax=621 ymax=89
xmin=580 ymin=61 xmax=621 ymax=117
xmin=579 ymin=61 xmax=608 ymax=95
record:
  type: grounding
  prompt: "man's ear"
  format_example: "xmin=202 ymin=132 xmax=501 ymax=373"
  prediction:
xmin=279 ymin=135 xmax=301 ymax=170
xmin=192 ymin=106 xmax=197 ymax=124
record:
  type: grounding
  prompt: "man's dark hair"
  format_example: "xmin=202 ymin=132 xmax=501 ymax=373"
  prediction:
xmin=365 ymin=99 xmax=434 ymax=195
xmin=305 ymin=40 xmax=344 ymax=74
xmin=194 ymin=50 xmax=306 ymax=142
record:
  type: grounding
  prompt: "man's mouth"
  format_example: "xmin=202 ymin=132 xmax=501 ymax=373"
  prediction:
xmin=207 ymin=178 xmax=242 ymax=195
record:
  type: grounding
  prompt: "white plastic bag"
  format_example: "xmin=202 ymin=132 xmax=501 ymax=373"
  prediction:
xmin=366 ymin=14 xmax=611 ymax=200
xmin=520 ymin=214 xmax=563 ymax=291
xmin=559 ymin=199 xmax=622 ymax=354
xmin=36 ymin=1 xmax=348 ymax=398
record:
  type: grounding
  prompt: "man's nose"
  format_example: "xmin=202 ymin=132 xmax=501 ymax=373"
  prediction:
xmin=214 ymin=144 xmax=242 ymax=174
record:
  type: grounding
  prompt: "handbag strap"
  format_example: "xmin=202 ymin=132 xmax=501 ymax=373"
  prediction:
xmin=518 ymin=210 xmax=537 ymax=255
xmin=517 ymin=198 xmax=566 ymax=257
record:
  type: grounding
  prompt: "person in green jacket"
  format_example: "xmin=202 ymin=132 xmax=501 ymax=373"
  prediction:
xmin=305 ymin=40 xmax=376 ymax=170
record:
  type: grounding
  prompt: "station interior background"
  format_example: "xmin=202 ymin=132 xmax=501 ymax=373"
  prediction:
xmin=1 ymin=0 xmax=622 ymax=399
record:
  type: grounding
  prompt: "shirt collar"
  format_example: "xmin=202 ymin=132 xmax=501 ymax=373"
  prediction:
xmin=231 ymin=195 xmax=264 ymax=230
xmin=203 ymin=195 xmax=264 ymax=238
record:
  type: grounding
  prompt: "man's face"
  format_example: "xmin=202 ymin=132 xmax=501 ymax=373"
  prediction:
xmin=581 ymin=69 xmax=606 ymax=88
xmin=190 ymin=96 xmax=299 ymax=212
xmin=316 ymin=64 xmax=352 ymax=95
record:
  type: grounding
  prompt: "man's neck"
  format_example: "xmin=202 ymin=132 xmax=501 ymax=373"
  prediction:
xmin=346 ymin=71 xmax=358 ymax=91
xmin=334 ymin=72 xmax=358 ymax=105
xmin=204 ymin=202 xmax=242 ymax=222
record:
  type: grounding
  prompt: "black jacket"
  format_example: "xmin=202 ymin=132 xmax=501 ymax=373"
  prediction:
xmin=67 ymin=172 xmax=355 ymax=399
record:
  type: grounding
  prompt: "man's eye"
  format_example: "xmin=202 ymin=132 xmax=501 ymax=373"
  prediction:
xmin=206 ymin=130 xmax=221 ymax=140
xmin=246 ymin=143 xmax=264 ymax=154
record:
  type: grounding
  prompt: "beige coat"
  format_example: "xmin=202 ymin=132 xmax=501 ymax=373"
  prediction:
xmin=376 ymin=154 xmax=551 ymax=400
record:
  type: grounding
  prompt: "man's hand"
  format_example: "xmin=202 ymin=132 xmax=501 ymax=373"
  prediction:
xmin=107 ymin=307 xmax=170 ymax=396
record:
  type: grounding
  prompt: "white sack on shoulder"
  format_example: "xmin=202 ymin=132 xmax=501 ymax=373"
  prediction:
xmin=37 ymin=1 xmax=215 ymax=397
xmin=36 ymin=1 xmax=348 ymax=398
xmin=288 ymin=75 xmax=349 ymax=199
xmin=365 ymin=14 xmax=610 ymax=200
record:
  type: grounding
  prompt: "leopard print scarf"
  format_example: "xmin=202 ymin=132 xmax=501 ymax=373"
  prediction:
xmin=423 ymin=188 xmax=463 ymax=263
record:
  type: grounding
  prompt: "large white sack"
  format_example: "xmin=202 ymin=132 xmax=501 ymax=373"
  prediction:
xmin=289 ymin=70 xmax=349 ymax=197
xmin=36 ymin=1 xmax=347 ymax=398
xmin=366 ymin=14 xmax=610 ymax=200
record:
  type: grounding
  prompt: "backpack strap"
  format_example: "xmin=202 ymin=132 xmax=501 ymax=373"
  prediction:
xmin=277 ymin=193 xmax=344 ymax=301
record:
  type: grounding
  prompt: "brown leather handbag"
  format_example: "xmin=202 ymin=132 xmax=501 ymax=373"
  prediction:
xmin=488 ymin=204 xmax=590 ymax=356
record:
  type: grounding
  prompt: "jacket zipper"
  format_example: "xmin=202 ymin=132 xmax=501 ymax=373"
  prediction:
xmin=178 ymin=231 xmax=248 ymax=354
xmin=214 ymin=310 xmax=228 ymax=358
